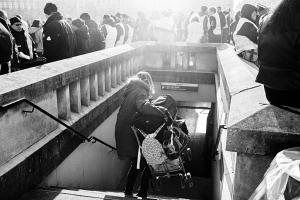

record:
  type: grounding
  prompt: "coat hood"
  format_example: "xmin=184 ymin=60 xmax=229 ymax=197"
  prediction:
xmin=124 ymin=79 xmax=150 ymax=98
xmin=44 ymin=12 xmax=64 ymax=27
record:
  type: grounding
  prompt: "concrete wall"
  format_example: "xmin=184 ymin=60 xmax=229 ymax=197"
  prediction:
xmin=41 ymin=109 xmax=130 ymax=191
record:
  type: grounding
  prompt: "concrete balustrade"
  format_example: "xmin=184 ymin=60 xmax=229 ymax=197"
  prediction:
xmin=57 ymin=85 xmax=71 ymax=120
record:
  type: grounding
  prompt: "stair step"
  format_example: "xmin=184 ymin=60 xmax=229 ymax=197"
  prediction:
xmin=18 ymin=184 xmax=210 ymax=200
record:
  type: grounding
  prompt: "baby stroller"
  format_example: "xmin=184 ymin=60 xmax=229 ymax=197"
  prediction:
xmin=131 ymin=96 xmax=193 ymax=189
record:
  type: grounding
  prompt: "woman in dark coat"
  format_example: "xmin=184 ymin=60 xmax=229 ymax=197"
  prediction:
xmin=256 ymin=0 xmax=300 ymax=108
xmin=233 ymin=4 xmax=258 ymax=62
xmin=72 ymin=19 xmax=89 ymax=56
xmin=115 ymin=71 xmax=165 ymax=198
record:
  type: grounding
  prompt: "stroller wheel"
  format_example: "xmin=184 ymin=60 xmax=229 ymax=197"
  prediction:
xmin=185 ymin=172 xmax=194 ymax=188
xmin=186 ymin=148 xmax=192 ymax=161
xmin=179 ymin=174 xmax=185 ymax=189
xmin=152 ymin=177 xmax=161 ymax=192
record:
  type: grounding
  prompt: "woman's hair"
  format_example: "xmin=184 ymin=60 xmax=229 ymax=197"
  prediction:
xmin=241 ymin=4 xmax=257 ymax=22
xmin=264 ymin=0 xmax=300 ymax=33
xmin=137 ymin=71 xmax=155 ymax=94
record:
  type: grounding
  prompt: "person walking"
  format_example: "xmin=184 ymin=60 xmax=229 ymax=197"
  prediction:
xmin=256 ymin=0 xmax=300 ymax=108
xmin=43 ymin=2 xmax=76 ymax=63
xmin=115 ymin=72 xmax=166 ymax=198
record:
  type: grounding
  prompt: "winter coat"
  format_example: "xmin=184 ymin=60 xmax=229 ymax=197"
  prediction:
xmin=43 ymin=12 xmax=76 ymax=62
xmin=0 ymin=18 xmax=13 ymax=64
xmin=115 ymin=79 xmax=164 ymax=159
xmin=256 ymin=17 xmax=300 ymax=91
xmin=74 ymin=25 xmax=89 ymax=56
xmin=10 ymin=27 xmax=34 ymax=63
xmin=101 ymin=24 xmax=117 ymax=49
xmin=85 ymin=19 xmax=105 ymax=52
xmin=28 ymin=27 xmax=43 ymax=54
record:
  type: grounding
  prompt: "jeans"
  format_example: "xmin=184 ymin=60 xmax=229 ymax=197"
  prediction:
xmin=124 ymin=157 xmax=151 ymax=196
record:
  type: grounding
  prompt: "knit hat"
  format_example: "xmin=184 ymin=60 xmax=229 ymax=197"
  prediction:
xmin=44 ymin=2 xmax=57 ymax=15
xmin=72 ymin=18 xmax=85 ymax=28
xmin=10 ymin=16 xmax=22 ymax=25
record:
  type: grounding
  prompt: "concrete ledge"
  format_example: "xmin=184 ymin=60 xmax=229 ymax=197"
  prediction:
xmin=217 ymin=44 xmax=300 ymax=200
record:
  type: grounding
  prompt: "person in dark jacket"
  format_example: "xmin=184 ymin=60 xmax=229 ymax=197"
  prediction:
xmin=0 ymin=9 xmax=13 ymax=74
xmin=233 ymin=4 xmax=258 ymax=62
xmin=80 ymin=13 xmax=105 ymax=52
xmin=72 ymin=18 xmax=89 ymax=56
xmin=230 ymin=11 xmax=241 ymax=43
xmin=256 ymin=0 xmax=300 ymax=108
xmin=43 ymin=2 xmax=76 ymax=63
xmin=10 ymin=16 xmax=35 ymax=69
xmin=115 ymin=71 xmax=166 ymax=198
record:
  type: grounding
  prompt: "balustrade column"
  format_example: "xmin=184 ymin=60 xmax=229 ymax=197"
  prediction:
xmin=117 ymin=63 xmax=122 ymax=85
xmin=69 ymin=80 xmax=81 ymax=113
xmin=90 ymin=73 xmax=98 ymax=101
xmin=98 ymin=68 xmax=105 ymax=96
xmin=105 ymin=65 xmax=111 ymax=92
xmin=126 ymin=58 xmax=131 ymax=77
xmin=121 ymin=58 xmax=127 ymax=81
xmin=57 ymin=85 xmax=71 ymax=120
xmin=80 ymin=76 xmax=90 ymax=106
xmin=111 ymin=63 xmax=117 ymax=88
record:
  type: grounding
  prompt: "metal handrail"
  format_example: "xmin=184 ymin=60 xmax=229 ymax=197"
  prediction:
xmin=0 ymin=98 xmax=117 ymax=151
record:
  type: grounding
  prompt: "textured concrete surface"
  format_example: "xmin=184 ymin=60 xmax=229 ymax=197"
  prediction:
xmin=216 ymin=44 xmax=300 ymax=200
xmin=0 ymin=91 xmax=58 ymax=166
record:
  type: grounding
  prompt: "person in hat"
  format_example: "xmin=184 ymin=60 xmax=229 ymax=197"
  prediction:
xmin=43 ymin=2 xmax=76 ymax=62
xmin=10 ymin=16 xmax=35 ymax=69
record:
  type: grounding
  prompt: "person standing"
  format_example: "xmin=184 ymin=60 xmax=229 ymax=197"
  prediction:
xmin=43 ymin=2 xmax=76 ymax=63
xmin=115 ymin=72 xmax=166 ymax=198
xmin=233 ymin=4 xmax=258 ymax=63
xmin=101 ymin=15 xmax=117 ymax=49
xmin=186 ymin=17 xmax=203 ymax=43
xmin=0 ymin=9 xmax=13 ymax=74
xmin=208 ymin=7 xmax=222 ymax=43
xmin=80 ymin=13 xmax=105 ymax=52
xmin=72 ymin=18 xmax=89 ymax=56
xmin=10 ymin=16 xmax=35 ymax=69
xmin=29 ymin=20 xmax=44 ymax=56
xmin=256 ymin=0 xmax=300 ymax=108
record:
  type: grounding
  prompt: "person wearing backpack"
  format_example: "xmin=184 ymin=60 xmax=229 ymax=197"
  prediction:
xmin=115 ymin=71 xmax=166 ymax=198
